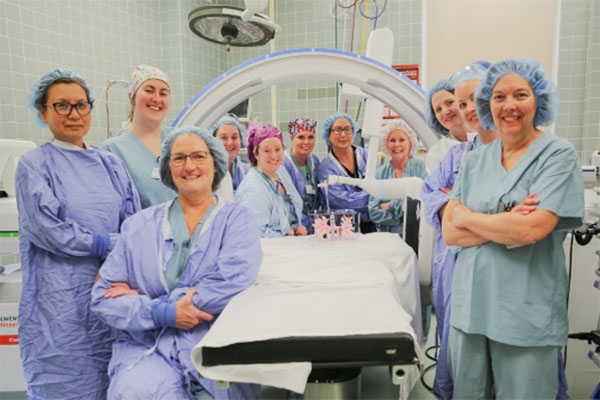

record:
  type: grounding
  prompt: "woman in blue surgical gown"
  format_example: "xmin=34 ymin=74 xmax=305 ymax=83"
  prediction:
xmin=283 ymin=117 xmax=321 ymax=232
xmin=442 ymin=58 xmax=584 ymax=399
xmin=316 ymin=112 xmax=376 ymax=233
xmin=91 ymin=126 xmax=262 ymax=399
xmin=368 ymin=118 xmax=427 ymax=235
xmin=423 ymin=78 xmax=471 ymax=174
xmin=102 ymin=64 xmax=176 ymax=208
xmin=235 ymin=124 xmax=306 ymax=237
xmin=16 ymin=68 xmax=141 ymax=400
xmin=421 ymin=61 xmax=501 ymax=400
xmin=211 ymin=114 xmax=250 ymax=192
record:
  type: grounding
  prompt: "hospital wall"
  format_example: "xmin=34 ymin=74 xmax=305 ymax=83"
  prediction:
xmin=0 ymin=1 xmax=598 ymax=218
xmin=2 ymin=1 xmax=597 ymax=162
xmin=0 ymin=0 xmax=222 ymax=267
xmin=0 ymin=0 xmax=220 ymax=147
xmin=425 ymin=0 xmax=558 ymax=87
xmin=555 ymin=0 xmax=600 ymax=163
xmin=424 ymin=0 xmax=599 ymax=163
xmin=218 ymin=0 xmax=423 ymax=160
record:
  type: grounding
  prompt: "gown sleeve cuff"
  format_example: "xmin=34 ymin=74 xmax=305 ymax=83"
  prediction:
xmin=151 ymin=300 xmax=176 ymax=328
xmin=91 ymin=234 xmax=111 ymax=258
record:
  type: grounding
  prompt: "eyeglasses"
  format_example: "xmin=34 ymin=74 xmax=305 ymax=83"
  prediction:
xmin=170 ymin=151 xmax=209 ymax=166
xmin=331 ymin=126 xmax=353 ymax=136
xmin=46 ymin=102 xmax=93 ymax=116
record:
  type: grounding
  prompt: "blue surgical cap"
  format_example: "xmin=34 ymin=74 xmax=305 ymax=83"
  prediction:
xmin=210 ymin=114 xmax=247 ymax=147
xmin=475 ymin=58 xmax=560 ymax=130
xmin=160 ymin=126 xmax=228 ymax=192
xmin=322 ymin=112 xmax=359 ymax=146
xmin=27 ymin=68 xmax=95 ymax=127
xmin=424 ymin=78 xmax=455 ymax=136
xmin=453 ymin=60 xmax=492 ymax=88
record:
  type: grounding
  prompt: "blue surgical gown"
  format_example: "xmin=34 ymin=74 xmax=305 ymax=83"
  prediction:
xmin=368 ymin=157 xmax=427 ymax=234
xmin=316 ymin=146 xmax=372 ymax=223
xmin=449 ymin=132 xmax=584 ymax=346
xmin=235 ymin=166 xmax=304 ymax=237
xmin=102 ymin=128 xmax=177 ymax=208
xmin=283 ymin=151 xmax=321 ymax=231
xmin=16 ymin=142 xmax=140 ymax=400
xmin=420 ymin=137 xmax=480 ymax=400
xmin=91 ymin=197 xmax=262 ymax=400
xmin=231 ymin=156 xmax=250 ymax=191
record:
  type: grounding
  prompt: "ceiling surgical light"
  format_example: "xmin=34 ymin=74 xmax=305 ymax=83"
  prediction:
xmin=188 ymin=5 xmax=280 ymax=52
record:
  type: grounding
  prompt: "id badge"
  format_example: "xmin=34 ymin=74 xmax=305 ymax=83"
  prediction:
xmin=305 ymin=184 xmax=315 ymax=195
xmin=151 ymin=167 xmax=160 ymax=179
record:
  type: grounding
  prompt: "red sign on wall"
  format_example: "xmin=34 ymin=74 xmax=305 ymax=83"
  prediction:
xmin=384 ymin=64 xmax=420 ymax=119
xmin=0 ymin=335 xmax=19 ymax=345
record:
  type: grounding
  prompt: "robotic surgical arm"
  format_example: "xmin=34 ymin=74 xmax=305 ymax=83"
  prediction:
xmin=321 ymin=174 xmax=424 ymax=202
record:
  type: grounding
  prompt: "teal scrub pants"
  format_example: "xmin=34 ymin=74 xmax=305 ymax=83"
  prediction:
xmin=448 ymin=326 xmax=559 ymax=399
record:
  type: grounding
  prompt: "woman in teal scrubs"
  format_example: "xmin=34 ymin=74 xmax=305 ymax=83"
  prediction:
xmin=442 ymin=58 xmax=584 ymax=399
xmin=102 ymin=64 xmax=176 ymax=208
xmin=368 ymin=118 xmax=427 ymax=235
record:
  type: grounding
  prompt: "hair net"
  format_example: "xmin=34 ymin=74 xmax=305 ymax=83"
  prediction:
xmin=210 ymin=114 xmax=247 ymax=147
xmin=129 ymin=64 xmax=169 ymax=100
xmin=246 ymin=124 xmax=283 ymax=165
xmin=27 ymin=68 xmax=95 ymax=128
xmin=159 ymin=126 xmax=228 ymax=192
xmin=288 ymin=117 xmax=317 ymax=140
xmin=322 ymin=112 xmax=359 ymax=146
xmin=424 ymin=78 xmax=455 ymax=136
xmin=381 ymin=119 xmax=419 ymax=157
xmin=475 ymin=58 xmax=560 ymax=130
xmin=453 ymin=60 xmax=492 ymax=88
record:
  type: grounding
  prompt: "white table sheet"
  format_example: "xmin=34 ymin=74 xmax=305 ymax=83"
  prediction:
xmin=191 ymin=232 xmax=424 ymax=393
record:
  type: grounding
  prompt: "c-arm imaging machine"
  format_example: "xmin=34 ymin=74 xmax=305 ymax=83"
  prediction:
xmin=172 ymin=41 xmax=438 ymax=398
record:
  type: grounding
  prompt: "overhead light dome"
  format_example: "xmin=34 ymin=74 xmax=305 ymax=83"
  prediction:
xmin=188 ymin=5 xmax=279 ymax=49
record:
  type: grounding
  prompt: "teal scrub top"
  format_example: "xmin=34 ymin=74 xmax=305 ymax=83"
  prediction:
xmin=165 ymin=198 xmax=215 ymax=291
xmin=449 ymin=133 xmax=584 ymax=347
xmin=367 ymin=157 xmax=427 ymax=234
xmin=102 ymin=128 xmax=176 ymax=208
xmin=289 ymin=152 xmax=317 ymax=209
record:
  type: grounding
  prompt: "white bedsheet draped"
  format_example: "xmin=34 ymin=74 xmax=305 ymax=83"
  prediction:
xmin=191 ymin=232 xmax=424 ymax=393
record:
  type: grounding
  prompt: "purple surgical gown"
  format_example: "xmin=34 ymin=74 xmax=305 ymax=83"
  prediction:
xmin=316 ymin=146 xmax=371 ymax=223
xmin=16 ymin=143 xmax=140 ymax=400
xmin=91 ymin=198 xmax=262 ymax=399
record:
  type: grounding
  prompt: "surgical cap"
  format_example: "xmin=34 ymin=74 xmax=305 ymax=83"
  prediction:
xmin=246 ymin=124 xmax=283 ymax=165
xmin=322 ymin=112 xmax=359 ymax=146
xmin=211 ymin=114 xmax=247 ymax=147
xmin=475 ymin=58 xmax=560 ymax=130
xmin=424 ymin=78 xmax=455 ymax=136
xmin=27 ymin=68 xmax=95 ymax=127
xmin=129 ymin=64 xmax=169 ymax=100
xmin=159 ymin=126 xmax=228 ymax=192
xmin=453 ymin=60 xmax=492 ymax=87
xmin=288 ymin=117 xmax=317 ymax=140
xmin=381 ymin=119 xmax=419 ymax=157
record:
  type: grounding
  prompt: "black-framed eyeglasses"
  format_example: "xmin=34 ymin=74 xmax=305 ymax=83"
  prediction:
xmin=46 ymin=102 xmax=93 ymax=116
xmin=170 ymin=151 xmax=209 ymax=166
xmin=331 ymin=126 xmax=353 ymax=136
